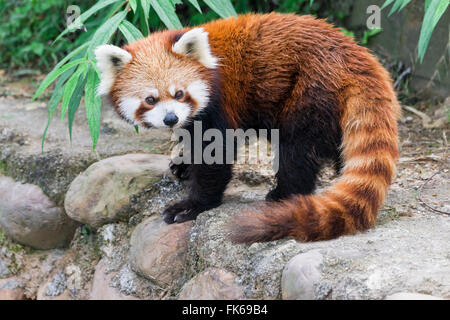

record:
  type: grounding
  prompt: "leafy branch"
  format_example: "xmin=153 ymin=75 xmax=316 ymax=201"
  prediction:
xmin=382 ymin=0 xmax=449 ymax=63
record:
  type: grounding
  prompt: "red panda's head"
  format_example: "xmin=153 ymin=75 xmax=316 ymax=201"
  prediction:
xmin=95 ymin=28 xmax=217 ymax=128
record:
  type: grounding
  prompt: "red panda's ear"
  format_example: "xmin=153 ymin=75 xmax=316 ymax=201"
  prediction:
xmin=95 ymin=45 xmax=132 ymax=96
xmin=172 ymin=28 xmax=218 ymax=69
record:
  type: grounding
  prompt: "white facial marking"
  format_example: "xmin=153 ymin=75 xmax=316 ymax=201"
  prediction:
xmin=143 ymin=105 xmax=166 ymax=127
xmin=95 ymin=45 xmax=132 ymax=96
xmin=187 ymin=80 xmax=210 ymax=113
xmin=146 ymin=88 xmax=159 ymax=98
xmin=144 ymin=100 xmax=191 ymax=128
xmin=168 ymin=84 xmax=176 ymax=97
xmin=119 ymin=97 xmax=140 ymax=125
xmin=172 ymin=28 xmax=218 ymax=69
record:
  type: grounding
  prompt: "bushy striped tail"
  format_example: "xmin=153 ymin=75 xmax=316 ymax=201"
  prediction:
xmin=229 ymin=90 xmax=401 ymax=244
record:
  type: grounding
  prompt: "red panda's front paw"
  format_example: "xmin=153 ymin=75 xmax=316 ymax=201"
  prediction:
xmin=169 ymin=161 xmax=192 ymax=181
xmin=162 ymin=199 xmax=203 ymax=224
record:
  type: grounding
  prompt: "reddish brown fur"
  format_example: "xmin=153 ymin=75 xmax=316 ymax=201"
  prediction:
xmin=109 ymin=29 xmax=214 ymax=123
xmin=111 ymin=13 xmax=401 ymax=243
xmin=202 ymin=14 xmax=400 ymax=243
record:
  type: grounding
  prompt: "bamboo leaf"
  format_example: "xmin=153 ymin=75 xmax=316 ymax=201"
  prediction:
xmin=129 ymin=0 xmax=138 ymax=12
xmin=85 ymin=67 xmax=102 ymax=150
xmin=381 ymin=0 xmax=395 ymax=10
xmin=33 ymin=58 xmax=86 ymax=100
xmin=187 ymin=0 xmax=202 ymax=13
xmin=55 ymin=0 xmax=121 ymax=42
xmin=150 ymin=0 xmax=183 ymax=29
xmin=68 ymin=75 xmax=87 ymax=141
xmin=87 ymin=10 xmax=128 ymax=60
xmin=418 ymin=0 xmax=449 ymax=63
xmin=138 ymin=0 xmax=151 ymax=36
xmin=202 ymin=0 xmax=237 ymax=18
xmin=33 ymin=43 xmax=89 ymax=100
xmin=41 ymin=69 xmax=75 ymax=152
xmin=119 ymin=20 xmax=144 ymax=43
xmin=388 ymin=0 xmax=411 ymax=16
xmin=60 ymin=64 xmax=87 ymax=121
xmin=398 ymin=0 xmax=412 ymax=11
xmin=141 ymin=0 xmax=151 ymax=20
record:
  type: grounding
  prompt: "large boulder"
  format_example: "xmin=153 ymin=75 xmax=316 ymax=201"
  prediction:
xmin=0 ymin=176 xmax=78 ymax=249
xmin=129 ymin=217 xmax=193 ymax=289
xmin=178 ymin=268 xmax=244 ymax=300
xmin=281 ymin=250 xmax=323 ymax=300
xmin=65 ymin=153 xmax=170 ymax=228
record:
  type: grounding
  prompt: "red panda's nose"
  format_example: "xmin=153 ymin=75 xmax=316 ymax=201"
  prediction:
xmin=163 ymin=112 xmax=178 ymax=127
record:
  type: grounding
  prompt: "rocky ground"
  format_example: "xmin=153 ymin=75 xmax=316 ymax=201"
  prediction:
xmin=0 ymin=75 xmax=448 ymax=300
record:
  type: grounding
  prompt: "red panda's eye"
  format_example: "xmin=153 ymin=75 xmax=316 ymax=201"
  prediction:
xmin=174 ymin=90 xmax=184 ymax=100
xmin=145 ymin=96 xmax=157 ymax=105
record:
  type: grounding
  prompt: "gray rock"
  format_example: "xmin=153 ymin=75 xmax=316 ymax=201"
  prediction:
xmin=0 ymin=277 xmax=24 ymax=300
xmin=129 ymin=217 xmax=193 ymax=289
xmin=179 ymin=268 xmax=244 ymax=300
xmin=96 ymin=222 xmax=176 ymax=299
xmin=188 ymin=199 xmax=450 ymax=299
xmin=90 ymin=259 xmax=138 ymax=300
xmin=385 ymin=292 xmax=444 ymax=300
xmin=45 ymin=272 xmax=67 ymax=297
xmin=0 ymin=258 xmax=11 ymax=278
xmin=37 ymin=271 xmax=72 ymax=300
xmin=282 ymin=250 xmax=323 ymax=300
xmin=65 ymin=153 xmax=170 ymax=228
xmin=0 ymin=277 xmax=22 ymax=290
xmin=0 ymin=176 xmax=78 ymax=249
xmin=188 ymin=200 xmax=302 ymax=299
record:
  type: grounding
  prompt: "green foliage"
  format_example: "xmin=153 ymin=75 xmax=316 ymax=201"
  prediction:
xmin=0 ymin=0 xmax=97 ymax=70
xmin=361 ymin=28 xmax=383 ymax=45
xmin=382 ymin=0 xmax=449 ymax=63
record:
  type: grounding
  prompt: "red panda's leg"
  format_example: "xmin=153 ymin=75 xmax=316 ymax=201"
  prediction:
xmin=266 ymin=139 xmax=321 ymax=202
xmin=162 ymin=163 xmax=233 ymax=223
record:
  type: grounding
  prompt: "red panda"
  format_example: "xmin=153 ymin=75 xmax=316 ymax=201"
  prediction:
xmin=95 ymin=13 xmax=401 ymax=244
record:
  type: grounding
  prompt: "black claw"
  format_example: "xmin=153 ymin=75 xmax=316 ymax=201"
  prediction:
xmin=173 ymin=213 xmax=185 ymax=223
xmin=168 ymin=161 xmax=191 ymax=181
xmin=162 ymin=213 xmax=175 ymax=224
xmin=180 ymin=170 xmax=190 ymax=179
xmin=161 ymin=199 xmax=211 ymax=224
